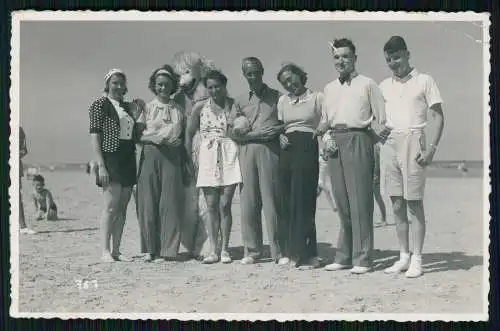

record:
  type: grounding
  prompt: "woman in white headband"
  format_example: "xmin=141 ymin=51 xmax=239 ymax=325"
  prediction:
xmin=89 ymin=68 xmax=138 ymax=262
xmin=135 ymin=65 xmax=186 ymax=263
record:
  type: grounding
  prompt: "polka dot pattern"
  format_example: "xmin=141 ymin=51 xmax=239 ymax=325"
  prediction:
xmin=89 ymin=97 xmax=129 ymax=152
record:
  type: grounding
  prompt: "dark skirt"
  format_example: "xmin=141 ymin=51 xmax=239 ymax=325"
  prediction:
xmin=97 ymin=140 xmax=137 ymax=188
xmin=279 ymin=131 xmax=319 ymax=261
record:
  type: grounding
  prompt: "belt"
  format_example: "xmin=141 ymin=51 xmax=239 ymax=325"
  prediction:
xmin=331 ymin=125 xmax=369 ymax=133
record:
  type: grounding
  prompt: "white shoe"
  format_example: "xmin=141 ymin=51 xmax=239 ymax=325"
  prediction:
xmin=324 ymin=263 xmax=351 ymax=271
xmin=240 ymin=256 xmax=256 ymax=265
xmin=277 ymin=257 xmax=290 ymax=265
xmin=405 ymin=255 xmax=423 ymax=278
xmin=350 ymin=266 xmax=371 ymax=274
xmin=384 ymin=257 xmax=411 ymax=274
xmin=20 ymin=228 xmax=37 ymax=235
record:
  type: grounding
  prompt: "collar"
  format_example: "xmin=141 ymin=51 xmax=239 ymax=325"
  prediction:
xmin=392 ymin=67 xmax=418 ymax=83
xmin=248 ymin=84 xmax=269 ymax=100
xmin=288 ymin=88 xmax=313 ymax=105
xmin=338 ymin=70 xmax=358 ymax=85
xmin=107 ymin=96 xmax=124 ymax=108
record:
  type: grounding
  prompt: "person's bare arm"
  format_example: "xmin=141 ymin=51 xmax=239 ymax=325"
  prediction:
xmin=32 ymin=194 xmax=39 ymax=211
xmin=185 ymin=102 xmax=203 ymax=155
xmin=416 ymin=103 xmax=444 ymax=166
xmin=369 ymin=80 xmax=391 ymax=140
xmin=20 ymin=128 xmax=28 ymax=159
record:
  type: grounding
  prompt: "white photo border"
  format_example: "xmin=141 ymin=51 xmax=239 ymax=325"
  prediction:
xmin=9 ymin=10 xmax=491 ymax=321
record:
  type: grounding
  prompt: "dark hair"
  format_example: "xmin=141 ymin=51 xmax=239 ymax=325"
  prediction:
xmin=241 ymin=57 xmax=264 ymax=72
xmin=202 ymin=69 xmax=228 ymax=87
xmin=33 ymin=174 xmax=45 ymax=184
xmin=277 ymin=63 xmax=308 ymax=86
xmin=383 ymin=36 xmax=408 ymax=54
xmin=332 ymin=38 xmax=356 ymax=55
xmin=148 ymin=65 xmax=179 ymax=94
xmin=104 ymin=72 xmax=128 ymax=94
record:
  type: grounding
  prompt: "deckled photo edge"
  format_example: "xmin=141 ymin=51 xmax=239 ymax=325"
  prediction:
xmin=8 ymin=10 xmax=491 ymax=321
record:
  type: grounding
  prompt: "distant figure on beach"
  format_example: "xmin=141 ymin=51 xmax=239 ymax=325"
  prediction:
xmin=19 ymin=126 xmax=37 ymax=234
xmin=317 ymin=147 xmax=337 ymax=212
xmin=373 ymin=142 xmax=388 ymax=227
xmin=379 ymin=36 xmax=445 ymax=278
xmin=458 ymin=161 xmax=468 ymax=174
xmin=89 ymin=68 xmax=139 ymax=263
xmin=31 ymin=174 xmax=58 ymax=221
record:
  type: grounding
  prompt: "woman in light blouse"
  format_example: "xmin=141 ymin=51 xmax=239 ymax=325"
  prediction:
xmin=136 ymin=65 xmax=185 ymax=262
xmin=89 ymin=69 xmax=138 ymax=262
xmin=276 ymin=62 xmax=323 ymax=269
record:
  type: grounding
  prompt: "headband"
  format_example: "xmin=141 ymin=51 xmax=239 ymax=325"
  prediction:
xmin=155 ymin=69 xmax=175 ymax=80
xmin=104 ymin=68 xmax=125 ymax=83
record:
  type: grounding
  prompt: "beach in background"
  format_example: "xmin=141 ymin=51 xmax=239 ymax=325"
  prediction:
xmin=17 ymin=166 xmax=485 ymax=314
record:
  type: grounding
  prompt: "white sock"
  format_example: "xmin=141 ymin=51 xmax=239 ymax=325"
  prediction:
xmin=412 ymin=254 xmax=422 ymax=262
xmin=400 ymin=251 xmax=411 ymax=261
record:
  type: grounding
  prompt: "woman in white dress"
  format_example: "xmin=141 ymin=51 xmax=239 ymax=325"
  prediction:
xmin=185 ymin=69 xmax=242 ymax=264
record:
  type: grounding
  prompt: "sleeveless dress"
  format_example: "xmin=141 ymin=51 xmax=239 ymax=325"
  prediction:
xmin=196 ymin=99 xmax=242 ymax=188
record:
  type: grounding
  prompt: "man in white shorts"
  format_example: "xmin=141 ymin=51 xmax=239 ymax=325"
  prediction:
xmin=379 ymin=36 xmax=445 ymax=278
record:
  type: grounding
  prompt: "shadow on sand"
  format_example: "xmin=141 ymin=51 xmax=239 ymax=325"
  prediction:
xmin=228 ymin=242 xmax=483 ymax=273
xmin=35 ymin=227 xmax=99 ymax=234
xmin=317 ymin=242 xmax=483 ymax=273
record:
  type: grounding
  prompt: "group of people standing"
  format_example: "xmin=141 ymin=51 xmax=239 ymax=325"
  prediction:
xmin=87 ymin=35 xmax=444 ymax=278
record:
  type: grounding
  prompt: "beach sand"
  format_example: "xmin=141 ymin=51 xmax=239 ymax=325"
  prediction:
xmin=16 ymin=171 xmax=485 ymax=315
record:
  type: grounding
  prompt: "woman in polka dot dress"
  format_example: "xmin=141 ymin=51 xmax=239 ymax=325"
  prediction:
xmin=185 ymin=70 xmax=242 ymax=264
xmin=135 ymin=65 xmax=185 ymax=263
xmin=89 ymin=69 xmax=138 ymax=262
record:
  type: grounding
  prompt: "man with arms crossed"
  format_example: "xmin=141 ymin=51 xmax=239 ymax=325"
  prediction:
xmin=229 ymin=57 xmax=287 ymax=265
xmin=379 ymin=36 xmax=444 ymax=278
xmin=321 ymin=38 xmax=389 ymax=274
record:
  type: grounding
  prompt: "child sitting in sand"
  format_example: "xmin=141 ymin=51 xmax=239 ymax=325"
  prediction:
xmin=32 ymin=174 xmax=58 ymax=221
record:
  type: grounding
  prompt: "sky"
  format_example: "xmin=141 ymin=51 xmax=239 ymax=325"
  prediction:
xmin=16 ymin=17 xmax=487 ymax=164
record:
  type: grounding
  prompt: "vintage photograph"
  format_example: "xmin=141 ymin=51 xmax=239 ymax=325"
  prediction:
xmin=9 ymin=11 xmax=490 ymax=320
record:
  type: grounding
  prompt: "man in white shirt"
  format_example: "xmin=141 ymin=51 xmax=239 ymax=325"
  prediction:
xmin=379 ymin=36 xmax=445 ymax=278
xmin=320 ymin=38 xmax=390 ymax=274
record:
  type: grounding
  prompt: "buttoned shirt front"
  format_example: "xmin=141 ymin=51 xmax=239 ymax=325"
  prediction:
xmin=322 ymin=71 xmax=386 ymax=129
xmin=379 ymin=68 xmax=443 ymax=130
xmin=108 ymin=97 xmax=134 ymax=140
xmin=231 ymin=84 xmax=281 ymax=131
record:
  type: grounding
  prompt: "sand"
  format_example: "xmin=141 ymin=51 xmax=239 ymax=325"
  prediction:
xmin=15 ymin=171 xmax=486 ymax=315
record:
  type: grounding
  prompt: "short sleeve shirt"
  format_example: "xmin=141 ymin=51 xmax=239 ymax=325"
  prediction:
xmin=277 ymin=89 xmax=323 ymax=133
xmin=379 ymin=68 xmax=443 ymax=130
xmin=232 ymin=84 xmax=281 ymax=130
